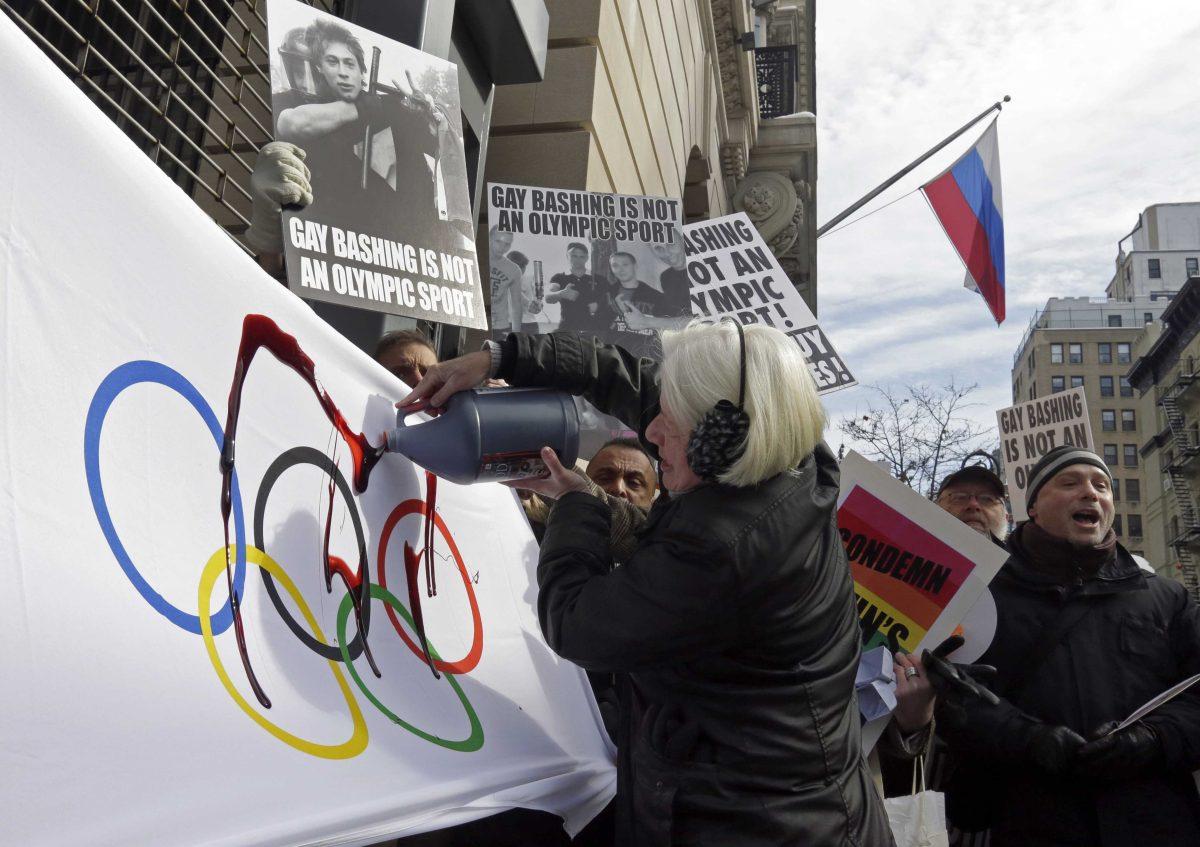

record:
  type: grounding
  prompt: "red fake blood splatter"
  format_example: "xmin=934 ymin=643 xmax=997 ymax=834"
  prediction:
xmin=322 ymin=444 xmax=380 ymax=680
xmin=219 ymin=314 xmax=386 ymax=707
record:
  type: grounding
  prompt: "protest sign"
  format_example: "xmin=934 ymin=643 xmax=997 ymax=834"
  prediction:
xmin=683 ymin=212 xmax=856 ymax=394
xmin=0 ymin=15 xmax=613 ymax=845
xmin=996 ymin=387 xmax=1093 ymax=519
xmin=837 ymin=452 xmax=1008 ymax=749
xmin=487 ymin=182 xmax=686 ymax=359
xmin=269 ymin=0 xmax=486 ymax=327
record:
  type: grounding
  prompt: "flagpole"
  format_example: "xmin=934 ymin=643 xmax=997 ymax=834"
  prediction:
xmin=817 ymin=95 xmax=1010 ymax=238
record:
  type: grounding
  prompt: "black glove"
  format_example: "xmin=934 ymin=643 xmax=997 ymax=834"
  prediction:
xmin=1073 ymin=721 xmax=1164 ymax=782
xmin=1026 ymin=723 xmax=1087 ymax=775
xmin=922 ymin=635 xmax=1000 ymax=706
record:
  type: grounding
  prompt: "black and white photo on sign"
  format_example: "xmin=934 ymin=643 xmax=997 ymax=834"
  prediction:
xmin=267 ymin=0 xmax=485 ymax=327
xmin=487 ymin=183 xmax=687 ymax=359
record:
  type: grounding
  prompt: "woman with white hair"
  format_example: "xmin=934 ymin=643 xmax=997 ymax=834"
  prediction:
xmin=399 ymin=323 xmax=893 ymax=846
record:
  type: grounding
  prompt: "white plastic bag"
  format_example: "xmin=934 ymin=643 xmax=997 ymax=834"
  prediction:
xmin=883 ymin=756 xmax=949 ymax=847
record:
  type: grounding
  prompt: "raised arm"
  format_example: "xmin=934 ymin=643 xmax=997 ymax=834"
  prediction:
xmin=277 ymin=100 xmax=359 ymax=140
xmin=399 ymin=332 xmax=662 ymax=442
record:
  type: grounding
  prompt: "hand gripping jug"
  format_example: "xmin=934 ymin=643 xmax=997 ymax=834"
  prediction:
xmin=386 ymin=387 xmax=580 ymax=485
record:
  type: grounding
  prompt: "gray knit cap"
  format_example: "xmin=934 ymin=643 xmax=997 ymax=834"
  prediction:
xmin=1026 ymin=446 xmax=1112 ymax=506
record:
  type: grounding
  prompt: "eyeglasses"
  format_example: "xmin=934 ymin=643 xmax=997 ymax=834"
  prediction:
xmin=944 ymin=491 xmax=1004 ymax=508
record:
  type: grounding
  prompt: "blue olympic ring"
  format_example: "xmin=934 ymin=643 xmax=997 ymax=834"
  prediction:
xmin=84 ymin=360 xmax=246 ymax=634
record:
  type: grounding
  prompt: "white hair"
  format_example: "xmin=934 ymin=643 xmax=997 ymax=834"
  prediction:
xmin=659 ymin=320 xmax=826 ymax=487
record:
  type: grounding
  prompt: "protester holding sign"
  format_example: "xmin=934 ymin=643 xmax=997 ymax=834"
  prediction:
xmin=266 ymin=0 xmax=486 ymax=326
xmin=936 ymin=446 xmax=1200 ymax=847
xmin=400 ymin=324 xmax=894 ymax=846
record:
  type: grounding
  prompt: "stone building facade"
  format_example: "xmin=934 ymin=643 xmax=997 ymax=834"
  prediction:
xmin=483 ymin=0 xmax=819 ymax=316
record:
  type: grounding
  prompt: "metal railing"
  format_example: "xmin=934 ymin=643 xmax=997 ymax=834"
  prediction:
xmin=2 ymin=0 xmax=340 ymax=251
xmin=754 ymin=45 xmax=797 ymax=119
xmin=1158 ymin=386 xmax=1200 ymax=599
xmin=1011 ymin=300 xmax=1160 ymax=366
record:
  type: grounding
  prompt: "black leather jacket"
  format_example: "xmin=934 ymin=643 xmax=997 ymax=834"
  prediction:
xmin=500 ymin=332 xmax=893 ymax=847
xmin=939 ymin=526 xmax=1200 ymax=847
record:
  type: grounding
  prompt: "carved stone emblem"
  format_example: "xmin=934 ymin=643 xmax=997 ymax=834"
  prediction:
xmin=733 ymin=170 xmax=801 ymax=255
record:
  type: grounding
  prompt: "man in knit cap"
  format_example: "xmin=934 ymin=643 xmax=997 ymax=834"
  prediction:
xmin=935 ymin=446 xmax=1200 ymax=846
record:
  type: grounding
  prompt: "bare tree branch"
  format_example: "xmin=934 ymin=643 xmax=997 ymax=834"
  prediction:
xmin=838 ymin=381 xmax=997 ymax=497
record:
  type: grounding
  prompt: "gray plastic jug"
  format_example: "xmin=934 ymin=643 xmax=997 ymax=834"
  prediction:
xmin=386 ymin=387 xmax=580 ymax=485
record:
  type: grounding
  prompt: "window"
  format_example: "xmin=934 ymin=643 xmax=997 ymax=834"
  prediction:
xmin=1100 ymin=376 xmax=1114 ymax=397
xmin=1122 ymin=409 xmax=1136 ymax=431
xmin=1108 ymin=314 xmax=1123 ymax=327
xmin=1052 ymin=375 xmax=1065 ymax=393
xmin=1144 ymin=312 xmax=1154 ymax=324
xmin=1117 ymin=343 xmax=1131 ymax=364
xmin=1126 ymin=479 xmax=1140 ymax=502
xmin=1102 ymin=410 xmax=1117 ymax=431
xmin=1128 ymin=514 xmax=1143 ymax=537
xmin=1071 ymin=376 xmax=1084 ymax=388
xmin=1124 ymin=444 xmax=1138 ymax=467
xmin=1112 ymin=478 xmax=1120 ymax=501
xmin=1029 ymin=385 xmax=1036 ymax=400
xmin=1051 ymin=343 xmax=1064 ymax=364
xmin=1104 ymin=444 xmax=1119 ymax=465
xmin=1113 ymin=515 xmax=1123 ymax=536
xmin=1149 ymin=258 xmax=1162 ymax=279
xmin=1120 ymin=376 xmax=1134 ymax=397
xmin=1172 ymin=516 xmax=1181 ymax=540
xmin=1028 ymin=351 xmax=1035 ymax=375
xmin=1098 ymin=343 xmax=1112 ymax=364
xmin=1188 ymin=257 xmax=1199 ymax=278
xmin=1069 ymin=343 xmax=1083 ymax=364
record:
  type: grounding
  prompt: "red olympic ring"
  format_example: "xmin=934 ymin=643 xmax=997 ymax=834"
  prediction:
xmin=377 ymin=499 xmax=483 ymax=674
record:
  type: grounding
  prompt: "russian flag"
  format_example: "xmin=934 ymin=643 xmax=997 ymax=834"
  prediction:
xmin=921 ymin=120 xmax=1005 ymax=324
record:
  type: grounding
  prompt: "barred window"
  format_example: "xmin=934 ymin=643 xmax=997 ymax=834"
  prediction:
xmin=2 ymin=0 xmax=341 ymax=253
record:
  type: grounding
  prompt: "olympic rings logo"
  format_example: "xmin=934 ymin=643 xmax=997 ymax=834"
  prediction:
xmin=84 ymin=360 xmax=485 ymax=758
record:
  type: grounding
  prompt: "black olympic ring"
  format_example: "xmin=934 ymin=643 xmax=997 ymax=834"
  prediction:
xmin=255 ymin=446 xmax=372 ymax=661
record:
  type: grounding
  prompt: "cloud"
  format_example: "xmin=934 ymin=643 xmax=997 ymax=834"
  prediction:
xmin=816 ymin=0 xmax=1200 ymax=455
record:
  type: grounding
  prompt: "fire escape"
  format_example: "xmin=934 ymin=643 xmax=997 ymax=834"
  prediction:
xmin=1158 ymin=356 xmax=1200 ymax=599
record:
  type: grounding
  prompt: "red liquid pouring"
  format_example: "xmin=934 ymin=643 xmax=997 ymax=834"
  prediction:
xmin=402 ymin=471 xmax=440 ymax=678
xmin=322 ymin=449 xmax=381 ymax=680
xmin=220 ymin=314 xmax=386 ymax=708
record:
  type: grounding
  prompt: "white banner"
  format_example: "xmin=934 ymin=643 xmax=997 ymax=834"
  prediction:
xmin=996 ymin=387 xmax=1094 ymax=519
xmin=0 ymin=14 xmax=613 ymax=847
xmin=683 ymin=212 xmax=856 ymax=394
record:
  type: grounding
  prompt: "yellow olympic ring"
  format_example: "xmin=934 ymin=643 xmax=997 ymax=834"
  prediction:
xmin=198 ymin=546 xmax=368 ymax=760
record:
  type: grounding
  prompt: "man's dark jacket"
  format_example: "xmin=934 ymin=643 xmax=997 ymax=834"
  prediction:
xmin=939 ymin=530 xmax=1200 ymax=847
xmin=500 ymin=332 xmax=893 ymax=847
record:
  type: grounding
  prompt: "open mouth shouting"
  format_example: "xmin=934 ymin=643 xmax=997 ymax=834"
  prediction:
xmin=1072 ymin=507 xmax=1102 ymax=530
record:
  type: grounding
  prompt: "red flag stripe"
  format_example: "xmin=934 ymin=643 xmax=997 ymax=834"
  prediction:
xmin=922 ymin=172 xmax=1005 ymax=323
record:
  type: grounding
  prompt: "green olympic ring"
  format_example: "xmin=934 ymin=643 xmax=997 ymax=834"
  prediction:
xmin=337 ymin=584 xmax=484 ymax=753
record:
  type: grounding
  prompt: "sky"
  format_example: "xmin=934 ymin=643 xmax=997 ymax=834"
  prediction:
xmin=815 ymin=0 xmax=1200 ymax=456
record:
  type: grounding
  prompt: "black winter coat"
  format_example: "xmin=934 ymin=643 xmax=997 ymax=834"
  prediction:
xmin=503 ymin=332 xmax=893 ymax=847
xmin=939 ymin=531 xmax=1200 ymax=847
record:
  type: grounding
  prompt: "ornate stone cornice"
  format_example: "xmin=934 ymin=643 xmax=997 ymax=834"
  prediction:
xmin=710 ymin=0 xmax=745 ymax=117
